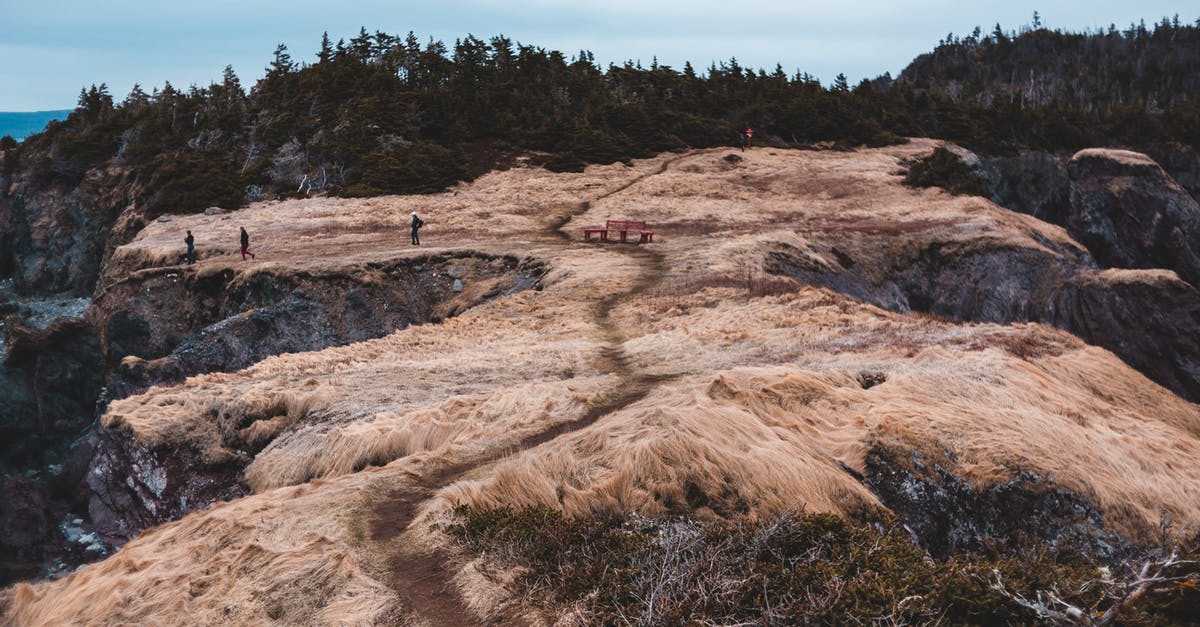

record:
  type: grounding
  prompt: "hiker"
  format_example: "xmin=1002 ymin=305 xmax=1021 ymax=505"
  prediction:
xmin=744 ymin=126 xmax=754 ymax=150
xmin=183 ymin=230 xmax=196 ymax=264
xmin=410 ymin=211 xmax=424 ymax=245
xmin=740 ymin=131 xmax=747 ymax=152
xmin=240 ymin=226 xmax=255 ymax=260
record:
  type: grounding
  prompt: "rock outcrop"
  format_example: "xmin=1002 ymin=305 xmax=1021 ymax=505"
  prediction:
xmin=83 ymin=428 xmax=249 ymax=544
xmin=766 ymin=228 xmax=1200 ymax=402
xmin=0 ymin=247 xmax=544 ymax=583
xmin=1067 ymin=148 xmax=1200 ymax=287
xmin=0 ymin=319 xmax=103 ymax=475
xmin=1146 ymin=142 xmax=1200 ymax=202
xmin=766 ymin=234 xmax=1094 ymax=323
xmin=1046 ymin=269 xmax=1200 ymax=401
xmin=1 ymin=170 xmax=132 ymax=296
xmin=865 ymin=440 xmax=1126 ymax=560
xmin=967 ymin=146 xmax=1200 ymax=288
xmin=975 ymin=150 xmax=1071 ymax=225
xmin=96 ymin=254 xmax=541 ymax=397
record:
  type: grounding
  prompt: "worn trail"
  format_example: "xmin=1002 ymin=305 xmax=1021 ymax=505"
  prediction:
xmin=369 ymin=156 xmax=681 ymax=625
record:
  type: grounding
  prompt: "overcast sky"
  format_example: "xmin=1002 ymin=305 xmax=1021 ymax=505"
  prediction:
xmin=2 ymin=0 xmax=1197 ymax=111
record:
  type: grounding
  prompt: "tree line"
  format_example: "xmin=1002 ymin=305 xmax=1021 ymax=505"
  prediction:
xmin=3 ymin=17 xmax=1198 ymax=216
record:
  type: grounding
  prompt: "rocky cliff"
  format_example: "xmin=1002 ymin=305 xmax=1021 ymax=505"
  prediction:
xmin=0 ymin=166 xmax=134 ymax=297
xmin=894 ymin=145 xmax=1200 ymax=401
xmin=974 ymin=144 xmax=1200 ymax=284
xmin=0 ymin=236 xmax=543 ymax=583
xmin=1067 ymin=148 xmax=1200 ymax=287
xmin=3 ymin=143 xmax=1199 ymax=624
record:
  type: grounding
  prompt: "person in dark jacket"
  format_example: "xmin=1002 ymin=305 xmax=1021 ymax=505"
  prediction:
xmin=410 ymin=211 xmax=424 ymax=245
xmin=240 ymin=226 xmax=255 ymax=260
xmin=183 ymin=230 xmax=196 ymax=264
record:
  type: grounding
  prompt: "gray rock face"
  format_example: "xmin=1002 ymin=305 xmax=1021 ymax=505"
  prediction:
xmin=968 ymin=146 xmax=1200 ymax=289
xmin=765 ymin=233 xmax=1094 ymax=326
xmin=1046 ymin=270 xmax=1200 ymax=401
xmin=97 ymin=254 xmax=541 ymax=397
xmin=1067 ymin=148 xmax=1200 ymax=287
xmin=0 ymin=474 xmax=61 ymax=583
xmin=865 ymin=441 xmax=1126 ymax=560
xmin=975 ymin=144 xmax=1200 ymax=214
xmin=766 ymin=219 xmax=1200 ymax=402
xmin=975 ymin=150 xmax=1071 ymax=225
xmin=0 ymin=319 xmax=104 ymax=475
xmin=84 ymin=428 xmax=248 ymax=544
xmin=894 ymin=240 xmax=1089 ymax=324
xmin=1 ymin=177 xmax=129 ymax=296
xmin=0 ymin=319 xmax=104 ymax=585
xmin=1146 ymin=142 xmax=1200 ymax=202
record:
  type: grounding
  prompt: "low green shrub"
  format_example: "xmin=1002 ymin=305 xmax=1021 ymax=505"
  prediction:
xmin=903 ymin=147 xmax=990 ymax=197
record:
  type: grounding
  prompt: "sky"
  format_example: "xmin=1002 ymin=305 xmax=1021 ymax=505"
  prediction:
xmin=2 ymin=0 xmax=1197 ymax=111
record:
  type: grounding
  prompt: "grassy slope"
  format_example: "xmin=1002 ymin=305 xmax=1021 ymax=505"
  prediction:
xmin=4 ymin=141 xmax=1199 ymax=625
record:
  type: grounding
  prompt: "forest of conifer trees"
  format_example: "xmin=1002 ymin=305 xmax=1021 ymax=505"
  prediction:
xmin=3 ymin=17 xmax=1198 ymax=216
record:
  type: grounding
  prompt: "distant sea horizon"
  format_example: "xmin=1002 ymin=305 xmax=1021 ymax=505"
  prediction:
xmin=0 ymin=110 xmax=73 ymax=142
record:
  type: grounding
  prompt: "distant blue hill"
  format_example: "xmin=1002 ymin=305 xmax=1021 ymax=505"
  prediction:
xmin=0 ymin=110 xmax=73 ymax=141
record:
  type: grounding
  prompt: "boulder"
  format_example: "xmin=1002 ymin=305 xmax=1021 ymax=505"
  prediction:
xmin=1045 ymin=269 xmax=1200 ymax=401
xmin=1067 ymin=148 xmax=1200 ymax=287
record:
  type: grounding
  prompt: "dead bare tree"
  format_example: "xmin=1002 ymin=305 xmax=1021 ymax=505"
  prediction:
xmin=991 ymin=516 xmax=1199 ymax=625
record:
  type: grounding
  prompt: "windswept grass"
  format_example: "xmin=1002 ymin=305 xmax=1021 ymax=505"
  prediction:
xmin=9 ymin=144 xmax=1200 ymax=625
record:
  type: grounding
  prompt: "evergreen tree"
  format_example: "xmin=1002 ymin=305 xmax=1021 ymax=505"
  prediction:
xmin=318 ymin=32 xmax=333 ymax=63
xmin=266 ymin=44 xmax=294 ymax=77
xmin=15 ymin=18 xmax=1199 ymax=214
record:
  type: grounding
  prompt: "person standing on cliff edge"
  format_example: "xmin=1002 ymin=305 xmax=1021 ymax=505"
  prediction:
xmin=410 ymin=211 xmax=424 ymax=245
xmin=240 ymin=226 xmax=256 ymax=260
xmin=183 ymin=230 xmax=196 ymax=264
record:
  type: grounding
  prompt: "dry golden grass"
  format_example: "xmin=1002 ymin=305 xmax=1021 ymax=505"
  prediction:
xmin=1071 ymin=147 xmax=1160 ymax=167
xmin=6 ymin=142 xmax=1199 ymax=625
xmin=437 ymin=288 xmax=1200 ymax=542
xmin=3 ymin=467 xmax=402 ymax=626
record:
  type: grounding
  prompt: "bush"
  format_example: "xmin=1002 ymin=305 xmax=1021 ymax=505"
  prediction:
xmin=542 ymin=153 xmax=588 ymax=173
xmin=341 ymin=142 xmax=468 ymax=196
xmin=903 ymin=146 xmax=990 ymax=196
xmin=448 ymin=506 xmax=1200 ymax=625
xmin=138 ymin=149 xmax=248 ymax=216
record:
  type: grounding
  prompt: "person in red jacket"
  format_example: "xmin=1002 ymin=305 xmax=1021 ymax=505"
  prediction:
xmin=240 ymin=226 xmax=256 ymax=260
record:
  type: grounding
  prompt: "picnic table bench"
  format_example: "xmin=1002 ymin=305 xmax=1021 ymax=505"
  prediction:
xmin=583 ymin=219 xmax=655 ymax=243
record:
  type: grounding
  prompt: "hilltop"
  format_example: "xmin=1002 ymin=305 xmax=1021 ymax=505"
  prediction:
xmin=3 ymin=141 xmax=1199 ymax=623
xmin=4 ymin=17 xmax=1200 ymax=623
